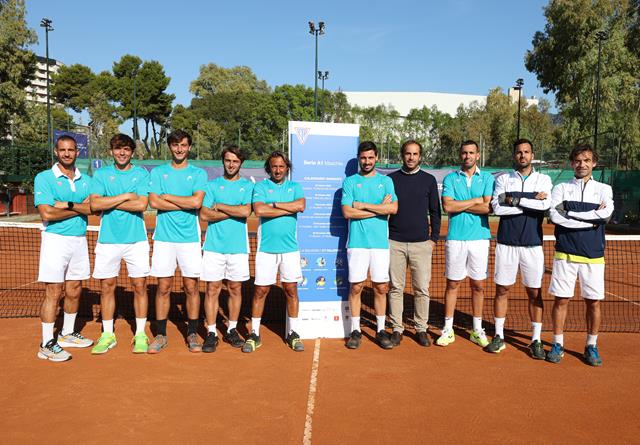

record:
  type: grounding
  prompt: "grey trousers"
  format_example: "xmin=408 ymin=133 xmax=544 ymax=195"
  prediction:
xmin=388 ymin=239 xmax=433 ymax=332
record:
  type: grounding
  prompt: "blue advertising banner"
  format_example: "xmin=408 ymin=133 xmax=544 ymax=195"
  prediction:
xmin=289 ymin=121 xmax=359 ymax=338
xmin=54 ymin=130 xmax=89 ymax=158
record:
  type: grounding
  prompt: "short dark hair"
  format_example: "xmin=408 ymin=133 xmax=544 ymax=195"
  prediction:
xmin=222 ymin=145 xmax=246 ymax=163
xmin=401 ymin=139 xmax=423 ymax=155
xmin=167 ymin=130 xmax=192 ymax=146
xmin=264 ymin=151 xmax=292 ymax=175
xmin=358 ymin=141 xmax=378 ymax=156
xmin=513 ymin=138 xmax=533 ymax=153
xmin=460 ymin=139 xmax=479 ymax=152
xmin=110 ymin=133 xmax=135 ymax=151
xmin=570 ymin=144 xmax=599 ymax=162
xmin=55 ymin=135 xmax=77 ymax=149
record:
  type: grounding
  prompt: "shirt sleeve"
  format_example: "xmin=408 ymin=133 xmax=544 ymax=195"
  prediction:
xmin=252 ymin=181 xmax=267 ymax=204
xmin=567 ymin=184 xmax=614 ymax=224
xmin=136 ymin=169 xmax=150 ymax=197
xmin=491 ymin=173 xmax=522 ymax=216
xmin=148 ymin=167 xmax=163 ymax=195
xmin=384 ymin=176 xmax=398 ymax=202
xmin=518 ymin=173 xmax=552 ymax=212
xmin=293 ymin=182 xmax=304 ymax=200
xmin=242 ymin=181 xmax=254 ymax=205
xmin=549 ymin=184 xmax=593 ymax=229
xmin=89 ymin=171 xmax=105 ymax=196
xmin=441 ymin=173 xmax=455 ymax=199
xmin=483 ymin=173 xmax=495 ymax=197
xmin=341 ymin=177 xmax=354 ymax=206
xmin=34 ymin=173 xmax=55 ymax=207
xmin=427 ymin=175 xmax=441 ymax=242
xmin=193 ymin=168 xmax=208 ymax=193
xmin=202 ymin=183 xmax=214 ymax=208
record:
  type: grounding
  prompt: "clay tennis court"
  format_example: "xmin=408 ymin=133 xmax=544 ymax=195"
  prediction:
xmin=1 ymin=215 xmax=640 ymax=444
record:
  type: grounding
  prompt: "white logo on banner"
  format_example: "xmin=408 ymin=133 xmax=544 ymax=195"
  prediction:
xmin=294 ymin=127 xmax=311 ymax=145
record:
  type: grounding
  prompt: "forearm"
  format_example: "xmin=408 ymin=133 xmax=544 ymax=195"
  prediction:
xmin=254 ymin=203 xmax=293 ymax=218
xmin=149 ymin=194 xmax=181 ymax=211
xmin=442 ymin=198 xmax=476 ymax=213
xmin=38 ymin=205 xmax=80 ymax=221
xmin=342 ymin=206 xmax=375 ymax=220
xmin=115 ymin=197 xmax=148 ymax=212
xmin=518 ymin=197 xmax=550 ymax=212
xmin=568 ymin=207 xmax=613 ymax=223
xmin=216 ymin=203 xmax=251 ymax=218
xmin=467 ymin=203 xmax=491 ymax=215
xmin=549 ymin=209 xmax=594 ymax=229
xmin=72 ymin=202 xmax=92 ymax=216
xmin=274 ymin=199 xmax=305 ymax=214
xmin=162 ymin=194 xmax=203 ymax=210
xmin=90 ymin=194 xmax=130 ymax=212
xmin=360 ymin=202 xmax=397 ymax=216
xmin=491 ymin=200 xmax=523 ymax=216
xmin=200 ymin=206 xmax=230 ymax=222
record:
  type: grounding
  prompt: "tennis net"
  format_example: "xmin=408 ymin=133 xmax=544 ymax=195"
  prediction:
xmin=1 ymin=221 xmax=638 ymax=332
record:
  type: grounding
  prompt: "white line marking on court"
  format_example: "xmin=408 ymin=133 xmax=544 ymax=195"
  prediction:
xmin=606 ymin=291 xmax=640 ymax=307
xmin=303 ymin=338 xmax=321 ymax=445
xmin=0 ymin=280 xmax=38 ymax=296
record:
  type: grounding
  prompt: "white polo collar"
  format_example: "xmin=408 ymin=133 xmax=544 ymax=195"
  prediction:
xmin=52 ymin=163 xmax=82 ymax=181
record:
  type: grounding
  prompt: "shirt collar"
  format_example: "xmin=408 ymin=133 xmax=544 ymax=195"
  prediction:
xmin=458 ymin=166 xmax=481 ymax=177
xmin=52 ymin=163 xmax=82 ymax=180
xmin=400 ymin=166 xmax=421 ymax=175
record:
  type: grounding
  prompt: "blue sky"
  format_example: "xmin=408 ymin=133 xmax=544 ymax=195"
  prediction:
xmin=25 ymin=0 xmax=553 ymax=110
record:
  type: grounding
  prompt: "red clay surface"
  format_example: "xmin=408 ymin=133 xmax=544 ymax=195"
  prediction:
xmin=1 ymin=318 xmax=639 ymax=444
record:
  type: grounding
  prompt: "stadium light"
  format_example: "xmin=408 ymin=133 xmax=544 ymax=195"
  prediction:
xmin=594 ymin=30 xmax=608 ymax=151
xmin=514 ymin=78 xmax=524 ymax=140
xmin=40 ymin=18 xmax=54 ymax=162
xmin=318 ymin=71 xmax=329 ymax=120
xmin=308 ymin=20 xmax=326 ymax=121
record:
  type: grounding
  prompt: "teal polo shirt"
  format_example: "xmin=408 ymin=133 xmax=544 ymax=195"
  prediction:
xmin=202 ymin=176 xmax=254 ymax=254
xmin=253 ymin=179 xmax=304 ymax=253
xmin=442 ymin=168 xmax=494 ymax=241
xmin=148 ymin=163 xmax=208 ymax=243
xmin=90 ymin=164 xmax=149 ymax=244
xmin=34 ymin=164 xmax=91 ymax=236
xmin=341 ymin=172 xmax=397 ymax=249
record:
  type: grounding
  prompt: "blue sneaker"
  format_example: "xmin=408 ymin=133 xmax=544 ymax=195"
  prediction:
xmin=546 ymin=343 xmax=564 ymax=364
xmin=583 ymin=345 xmax=602 ymax=367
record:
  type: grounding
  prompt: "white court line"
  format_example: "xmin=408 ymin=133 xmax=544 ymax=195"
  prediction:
xmin=303 ymin=338 xmax=321 ymax=445
xmin=605 ymin=291 xmax=640 ymax=307
xmin=0 ymin=280 xmax=39 ymax=296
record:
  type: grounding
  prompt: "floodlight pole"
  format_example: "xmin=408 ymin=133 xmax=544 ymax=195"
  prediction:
xmin=41 ymin=18 xmax=54 ymax=162
xmin=594 ymin=31 xmax=608 ymax=151
xmin=318 ymin=70 xmax=329 ymax=120
xmin=309 ymin=21 xmax=325 ymax=121
xmin=515 ymin=78 xmax=524 ymax=140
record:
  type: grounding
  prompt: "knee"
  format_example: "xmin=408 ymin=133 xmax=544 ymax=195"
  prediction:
xmin=350 ymin=282 xmax=364 ymax=295
xmin=446 ymin=280 xmax=460 ymax=291
xmin=373 ymin=283 xmax=389 ymax=294
xmin=470 ymin=281 xmax=484 ymax=293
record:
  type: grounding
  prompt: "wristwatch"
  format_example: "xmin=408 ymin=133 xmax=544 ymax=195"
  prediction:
xmin=272 ymin=202 xmax=277 ymax=208
xmin=67 ymin=201 xmax=74 ymax=210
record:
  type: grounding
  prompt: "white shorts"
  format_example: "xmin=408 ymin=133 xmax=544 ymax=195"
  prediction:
xmin=38 ymin=231 xmax=90 ymax=283
xmin=201 ymin=251 xmax=250 ymax=282
xmin=254 ymin=251 xmax=302 ymax=286
xmin=445 ymin=239 xmax=490 ymax=281
xmin=150 ymin=241 xmax=201 ymax=278
xmin=93 ymin=241 xmax=150 ymax=279
xmin=548 ymin=259 xmax=605 ymax=300
xmin=347 ymin=248 xmax=390 ymax=283
xmin=494 ymin=244 xmax=544 ymax=288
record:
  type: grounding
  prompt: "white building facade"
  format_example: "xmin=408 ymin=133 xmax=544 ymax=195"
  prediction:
xmin=25 ymin=56 xmax=63 ymax=104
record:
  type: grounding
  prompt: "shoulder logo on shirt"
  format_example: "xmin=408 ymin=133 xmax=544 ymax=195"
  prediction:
xmin=378 ymin=184 xmax=384 ymax=189
xmin=187 ymin=175 xmax=193 ymax=181
xmin=56 ymin=181 xmax=62 ymax=186
xmin=357 ymin=183 xmax=362 ymax=188
xmin=239 ymin=187 xmax=245 ymax=192
xmin=109 ymin=175 xmax=115 ymax=181
xmin=288 ymin=188 xmax=293 ymax=193
xmin=132 ymin=177 xmax=138 ymax=182
xmin=83 ymin=183 xmax=88 ymax=188
xmin=268 ymin=189 xmax=273 ymax=194
xmin=219 ymin=185 xmax=225 ymax=190
xmin=162 ymin=174 xmax=168 ymax=180
xmin=36 ymin=191 xmax=42 ymax=195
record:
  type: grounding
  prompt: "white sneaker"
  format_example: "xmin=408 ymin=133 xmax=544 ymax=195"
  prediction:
xmin=58 ymin=332 xmax=94 ymax=348
xmin=469 ymin=329 xmax=489 ymax=347
xmin=37 ymin=340 xmax=71 ymax=362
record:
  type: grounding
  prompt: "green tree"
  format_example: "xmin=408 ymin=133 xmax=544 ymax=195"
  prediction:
xmin=0 ymin=0 xmax=36 ymax=140
xmin=526 ymin=0 xmax=640 ymax=167
xmin=190 ymin=63 xmax=270 ymax=97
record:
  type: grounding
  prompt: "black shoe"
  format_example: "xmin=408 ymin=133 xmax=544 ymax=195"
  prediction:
xmin=484 ymin=335 xmax=506 ymax=354
xmin=390 ymin=331 xmax=402 ymax=346
xmin=416 ymin=331 xmax=431 ymax=347
xmin=223 ymin=328 xmax=244 ymax=348
xmin=529 ymin=340 xmax=546 ymax=360
xmin=376 ymin=330 xmax=394 ymax=350
xmin=346 ymin=330 xmax=362 ymax=349
xmin=202 ymin=332 xmax=219 ymax=353
xmin=286 ymin=330 xmax=305 ymax=352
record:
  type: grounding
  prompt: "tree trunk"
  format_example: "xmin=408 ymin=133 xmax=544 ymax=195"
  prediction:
xmin=151 ymin=120 xmax=160 ymax=158
xmin=143 ymin=118 xmax=150 ymax=156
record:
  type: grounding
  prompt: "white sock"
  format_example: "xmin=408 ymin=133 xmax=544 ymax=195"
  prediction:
xmin=376 ymin=315 xmax=386 ymax=332
xmin=42 ymin=322 xmax=55 ymax=346
xmin=208 ymin=324 xmax=217 ymax=334
xmin=587 ymin=334 xmax=598 ymax=346
xmin=554 ymin=334 xmax=564 ymax=346
xmin=135 ymin=318 xmax=146 ymax=335
xmin=228 ymin=320 xmax=238 ymax=331
xmin=473 ymin=317 xmax=483 ymax=332
xmin=288 ymin=317 xmax=298 ymax=334
xmin=252 ymin=317 xmax=261 ymax=336
xmin=494 ymin=317 xmax=505 ymax=338
xmin=531 ymin=322 xmax=542 ymax=342
xmin=102 ymin=319 xmax=114 ymax=334
xmin=61 ymin=311 xmax=77 ymax=335
xmin=444 ymin=317 xmax=454 ymax=331
xmin=351 ymin=316 xmax=361 ymax=332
